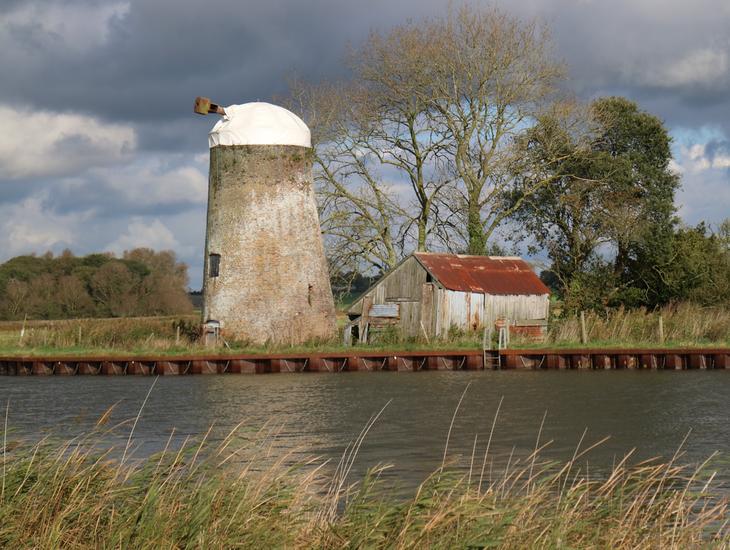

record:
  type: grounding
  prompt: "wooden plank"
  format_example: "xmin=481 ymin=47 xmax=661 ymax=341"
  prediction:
xmin=369 ymin=303 xmax=400 ymax=318
xmin=420 ymin=283 xmax=434 ymax=339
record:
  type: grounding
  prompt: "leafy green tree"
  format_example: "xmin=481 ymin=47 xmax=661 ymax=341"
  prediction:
xmin=592 ymin=97 xmax=680 ymax=305
xmin=656 ymin=222 xmax=730 ymax=306
xmin=510 ymin=97 xmax=680 ymax=310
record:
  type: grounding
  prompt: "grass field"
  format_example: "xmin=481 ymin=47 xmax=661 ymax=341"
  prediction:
xmin=0 ymin=302 xmax=727 ymax=357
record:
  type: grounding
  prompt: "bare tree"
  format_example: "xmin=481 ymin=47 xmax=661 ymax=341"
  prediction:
xmin=90 ymin=262 xmax=138 ymax=317
xmin=350 ymin=29 xmax=452 ymax=252
xmin=289 ymin=19 xmax=455 ymax=278
xmin=0 ymin=279 xmax=29 ymax=319
xmin=417 ymin=5 xmax=567 ymax=254
xmin=57 ymin=275 xmax=94 ymax=317
xmin=290 ymin=81 xmax=409 ymax=278
xmin=291 ymin=5 xmax=585 ymax=267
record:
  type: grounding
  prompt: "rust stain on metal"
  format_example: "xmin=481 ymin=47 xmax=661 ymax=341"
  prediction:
xmin=0 ymin=348 xmax=727 ymax=375
xmin=414 ymin=253 xmax=550 ymax=295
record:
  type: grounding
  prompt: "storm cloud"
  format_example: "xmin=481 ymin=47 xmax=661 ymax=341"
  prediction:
xmin=1 ymin=0 xmax=728 ymax=288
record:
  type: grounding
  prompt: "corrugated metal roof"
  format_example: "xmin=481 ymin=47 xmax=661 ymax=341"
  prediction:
xmin=414 ymin=253 xmax=550 ymax=296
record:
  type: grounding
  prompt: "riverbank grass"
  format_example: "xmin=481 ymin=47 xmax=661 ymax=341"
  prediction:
xmin=0 ymin=302 xmax=727 ymax=356
xmin=0 ymin=422 xmax=727 ymax=548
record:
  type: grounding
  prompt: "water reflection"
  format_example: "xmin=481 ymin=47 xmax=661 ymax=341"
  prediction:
xmin=1 ymin=371 xmax=729 ymax=491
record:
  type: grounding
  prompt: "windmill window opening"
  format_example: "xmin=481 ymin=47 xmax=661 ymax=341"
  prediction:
xmin=209 ymin=254 xmax=221 ymax=278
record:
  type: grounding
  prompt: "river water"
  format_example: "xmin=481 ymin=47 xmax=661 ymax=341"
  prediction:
xmin=2 ymin=371 xmax=729 ymax=491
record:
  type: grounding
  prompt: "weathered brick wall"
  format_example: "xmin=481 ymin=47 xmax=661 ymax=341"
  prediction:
xmin=202 ymin=144 xmax=337 ymax=345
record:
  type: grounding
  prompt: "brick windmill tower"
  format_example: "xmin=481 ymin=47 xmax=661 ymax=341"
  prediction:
xmin=195 ymin=98 xmax=336 ymax=345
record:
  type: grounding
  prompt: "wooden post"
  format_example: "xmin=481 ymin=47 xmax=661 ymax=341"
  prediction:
xmin=359 ymin=296 xmax=371 ymax=345
xmin=420 ymin=321 xmax=430 ymax=344
xmin=343 ymin=322 xmax=352 ymax=346
xmin=482 ymin=327 xmax=488 ymax=369
xmin=77 ymin=325 xmax=82 ymax=346
xmin=175 ymin=325 xmax=181 ymax=345
xmin=482 ymin=326 xmax=491 ymax=350
xmin=18 ymin=314 xmax=27 ymax=345
xmin=658 ymin=314 xmax=665 ymax=344
xmin=580 ymin=311 xmax=588 ymax=344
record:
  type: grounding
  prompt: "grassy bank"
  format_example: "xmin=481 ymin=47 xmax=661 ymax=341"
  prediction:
xmin=0 ymin=420 xmax=727 ymax=548
xmin=0 ymin=302 xmax=728 ymax=357
xmin=541 ymin=303 xmax=730 ymax=348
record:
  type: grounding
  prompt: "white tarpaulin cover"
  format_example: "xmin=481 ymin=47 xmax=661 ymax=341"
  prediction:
xmin=208 ymin=102 xmax=311 ymax=148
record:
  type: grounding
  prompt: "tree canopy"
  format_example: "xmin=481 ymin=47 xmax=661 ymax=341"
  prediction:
xmin=0 ymin=249 xmax=194 ymax=320
xmin=507 ymin=97 xmax=730 ymax=310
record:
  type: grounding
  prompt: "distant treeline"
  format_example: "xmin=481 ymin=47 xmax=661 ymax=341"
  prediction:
xmin=0 ymin=249 xmax=193 ymax=320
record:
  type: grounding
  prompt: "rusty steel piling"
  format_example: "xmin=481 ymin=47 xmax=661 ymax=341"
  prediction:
xmin=0 ymin=348 xmax=727 ymax=376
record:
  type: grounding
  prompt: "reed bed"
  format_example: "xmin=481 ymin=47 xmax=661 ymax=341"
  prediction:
xmin=0 ymin=315 xmax=201 ymax=355
xmin=544 ymin=303 xmax=730 ymax=347
xmin=0 ymin=302 xmax=727 ymax=356
xmin=0 ymin=415 xmax=727 ymax=548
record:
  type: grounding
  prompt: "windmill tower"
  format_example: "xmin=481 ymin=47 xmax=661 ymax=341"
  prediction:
xmin=195 ymin=98 xmax=336 ymax=345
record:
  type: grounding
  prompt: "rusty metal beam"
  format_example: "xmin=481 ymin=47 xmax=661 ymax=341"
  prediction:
xmin=0 ymin=348 xmax=728 ymax=376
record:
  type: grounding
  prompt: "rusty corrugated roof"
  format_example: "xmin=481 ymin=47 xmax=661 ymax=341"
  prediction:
xmin=414 ymin=253 xmax=550 ymax=295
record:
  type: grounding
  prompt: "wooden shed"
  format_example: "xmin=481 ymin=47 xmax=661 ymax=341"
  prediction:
xmin=346 ymin=253 xmax=550 ymax=342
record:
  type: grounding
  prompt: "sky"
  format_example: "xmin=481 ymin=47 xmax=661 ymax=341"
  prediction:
xmin=1 ymin=0 xmax=729 ymax=289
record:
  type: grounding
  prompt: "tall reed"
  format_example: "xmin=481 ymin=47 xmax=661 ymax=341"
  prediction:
xmin=545 ymin=303 xmax=730 ymax=347
xmin=0 ymin=418 xmax=726 ymax=548
xmin=1 ymin=301 xmax=728 ymax=355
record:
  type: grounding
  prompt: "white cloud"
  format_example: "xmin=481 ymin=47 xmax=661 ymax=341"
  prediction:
xmin=711 ymin=153 xmax=730 ymax=169
xmin=686 ymin=143 xmax=711 ymax=172
xmin=633 ymin=48 xmax=729 ymax=89
xmin=660 ymin=48 xmax=728 ymax=87
xmin=676 ymin=168 xmax=730 ymax=225
xmin=0 ymin=105 xmax=136 ymax=179
xmin=670 ymin=130 xmax=730 ymax=226
xmin=674 ymin=138 xmax=730 ymax=174
xmin=0 ymin=193 xmax=92 ymax=260
xmin=667 ymin=158 xmax=683 ymax=175
xmin=89 ymin=157 xmax=208 ymax=207
xmin=105 ymin=218 xmax=181 ymax=255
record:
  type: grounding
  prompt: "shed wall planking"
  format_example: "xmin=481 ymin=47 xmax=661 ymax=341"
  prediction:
xmin=348 ymin=254 xmax=549 ymax=339
xmin=348 ymin=257 xmax=428 ymax=315
xmin=434 ymin=290 xmax=549 ymax=336
xmin=485 ymin=294 xmax=549 ymax=323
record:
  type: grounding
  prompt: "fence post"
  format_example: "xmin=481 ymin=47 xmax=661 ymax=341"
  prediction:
xmin=580 ymin=311 xmax=588 ymax=344
xmin=658 ymin=314 xmax=665 ymax=344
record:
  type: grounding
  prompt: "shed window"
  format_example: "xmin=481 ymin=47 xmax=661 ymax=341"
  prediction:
xmin=209 ymin=253 xmax=220 ymax=278
xmin=426 ymin=273 xmax=433 ymax=283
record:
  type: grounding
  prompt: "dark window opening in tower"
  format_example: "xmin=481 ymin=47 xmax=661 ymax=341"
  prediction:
xmin=426 ymin=273 xmax=433 ymax=283
xmin=209 ymin=253 xmax=221 ymax=278
xmin=308 ymin=284 xmax=313 ymax=306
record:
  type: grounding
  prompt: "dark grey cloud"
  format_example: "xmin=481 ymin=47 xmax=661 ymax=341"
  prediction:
xmin=2 ymin=0 xmax=416 ymax=122
xmin=0 ymin=180 xmax=46 ymax=205
xmin=1 ymin=0 xmax=729 ymax=288
xmin=705 ymin=139 xmax=730 ymax=160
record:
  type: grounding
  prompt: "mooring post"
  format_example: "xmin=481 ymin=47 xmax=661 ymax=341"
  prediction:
xmin=580 ymin=311 xmax=588 ymax=344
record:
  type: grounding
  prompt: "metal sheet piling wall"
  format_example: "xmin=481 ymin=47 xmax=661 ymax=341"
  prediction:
xmin=0 ymin=348 xmax=728 ymax=376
